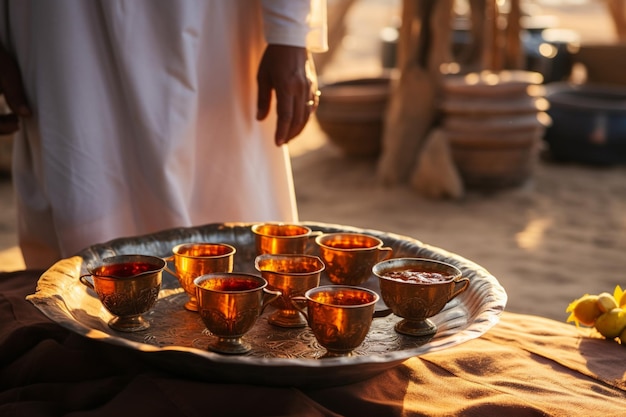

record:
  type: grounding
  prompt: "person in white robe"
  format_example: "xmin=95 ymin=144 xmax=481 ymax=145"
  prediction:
xmin=0 ymin=0 xmax=327 ymax=268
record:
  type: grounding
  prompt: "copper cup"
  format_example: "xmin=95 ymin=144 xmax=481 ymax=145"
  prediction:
xmin=372 ymin=258 xmax=470 ymax=337
xmin=315 ymin=232 xmax=393 ymax=285
xmin=79 ymin=254 xmax=165 ymax=332
xmin=254 ymin=253 xmax=325 ymax=328
xmin=293 ymin=285 xmax=379 ymax=357
xmin=166 ymin=242 xmax=236 ymax=312
xmin=251 ymin=223 xmax=320 ymax=255
xmin=194 ymin=273 xmax=280 ymax=354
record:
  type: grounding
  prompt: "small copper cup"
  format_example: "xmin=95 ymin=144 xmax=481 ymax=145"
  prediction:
xmin=79 ymin=254 xmax=165 ymax=332
xmin=372 ymin=258 xmax=470 ymax=337
xmin=254 ymin=253 xmax=325 ymax=328
xmin=315 ymin=232 xmax=393 ymax=285
xmin=194 ymin=273 xmax=280 ymax=354
xmin=165 ymin=242 xmax=236 ymax=312
xmin=251 ymin=223 xmax=320 ymax=255
xmin=292 ymin=285 xmax=379 ymax=357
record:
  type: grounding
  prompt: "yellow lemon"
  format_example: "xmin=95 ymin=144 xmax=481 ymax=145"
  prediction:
xmin=567 ymin=294 xmax=601 ymax=326
xmin=619 ymin=291 xmax=626 ymax=308
xmin=594 ymin=308 xmax=626 ymax=339
xmin=619 ymin=327 xmax=626 ymax=345
xmin=597 ymin=292 xmax=619 ymax=313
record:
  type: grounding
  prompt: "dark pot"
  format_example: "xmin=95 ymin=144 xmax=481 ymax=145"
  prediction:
xmin=544 ymin=83 xmax=626 ymax=165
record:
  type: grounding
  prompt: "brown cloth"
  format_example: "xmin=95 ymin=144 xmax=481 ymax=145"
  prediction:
xmin=2 ymin=270 xmax=626 ymax=416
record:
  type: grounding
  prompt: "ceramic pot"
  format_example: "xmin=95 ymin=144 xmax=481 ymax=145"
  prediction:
xmin=316 ymin=75 xmax=392 ymax=157
xmin=440 ymin=70 xmax=547 ymax=189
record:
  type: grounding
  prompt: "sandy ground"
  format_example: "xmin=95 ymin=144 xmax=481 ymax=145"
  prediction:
xmin=1 ymin=0 xmax=625 ymax=323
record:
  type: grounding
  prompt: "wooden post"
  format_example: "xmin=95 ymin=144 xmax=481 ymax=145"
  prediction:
xmin=376 ymin=0 xmax=453 ymax=185
xmin=504 ymin=0 xmax=524 ymax=70
xmin=481 ymin=0 xmax=499 ymax=71
xmin=606 ymin=0 xmax=626 ymax=41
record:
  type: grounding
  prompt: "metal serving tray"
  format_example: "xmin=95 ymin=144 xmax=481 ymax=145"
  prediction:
xmin=27 ymin=222 xmax=507 ymax=387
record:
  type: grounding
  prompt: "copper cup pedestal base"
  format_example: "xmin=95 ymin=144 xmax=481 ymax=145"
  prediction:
xmin=267 ymin=309 xmax=307 ymax=328
xmin=207 ymin=336 xmax=252 ymax=355
xmin=395 ymin=318 xmax=438 ymax=337
xmin=316 ymin=347 xmax=358 ymax=359
xmin=184 ymin=298 xmax=198 ymax=312
xmin=317 ymin=342 xmax=366 ymax=358
xmin=108 ymin=315 xmax=151 ymax=333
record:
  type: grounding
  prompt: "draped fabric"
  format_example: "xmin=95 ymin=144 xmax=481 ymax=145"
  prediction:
xmin=2 ymin=270 xmax=626 ymax=416
xmin=0 ymin=0 xmax=326 ymax=268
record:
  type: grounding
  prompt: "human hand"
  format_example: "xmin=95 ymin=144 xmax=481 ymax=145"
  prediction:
xmin=0 ymin=45 xmax=30 ymax=135
xmin=256 ymin=44 xmax=320 ymax=146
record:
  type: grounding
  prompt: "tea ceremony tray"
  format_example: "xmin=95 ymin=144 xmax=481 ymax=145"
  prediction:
xmin=27 ymin=222 xmax=507 ymax=387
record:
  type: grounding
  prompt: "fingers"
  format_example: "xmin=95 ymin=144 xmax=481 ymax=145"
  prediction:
xmin=256 ymin=76 xmax=272 ymax=122
xmin=274 ymin=89 xmax=321 ymax=146
xmin=257 ymin=45 xmax=322 ymax=146
xmin=274 ymin=98 xmax=302 ymax=146
xmin=277 ymin=52 xmax=320 ymax=145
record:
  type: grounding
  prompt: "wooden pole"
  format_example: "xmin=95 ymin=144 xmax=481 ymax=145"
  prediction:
xmin=377 ymin=0 xmax=437 ymax=185
xmin=481 ymin=0 xmax=499 ymax=71
xmin=606 ymin=0 xmax=626 ymax=41
xmin=504 ymin=0 xmax=524 ymax=70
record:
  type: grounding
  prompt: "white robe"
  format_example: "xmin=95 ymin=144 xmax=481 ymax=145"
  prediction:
xmin=0 ymin=0 xmax=327 ymax=268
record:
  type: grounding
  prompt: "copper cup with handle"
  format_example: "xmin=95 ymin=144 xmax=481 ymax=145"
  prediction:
xmin=254 ymin=253 xmax=325 ymax=328
xmin=79 ymin=254 xmax=165 ymax=332
xmin=165 ymin=242 xmax=236 ymax=312
xmin=292 ymin=285 xmax=379 ymax=357
xmin=372 ymin=257 xmax=470 ymax=337
xmin=315 ymin=232 xmax=393 ymax=285
xmin=194 ymin=272 xmax=280 ymax=354
xmin=251 ymin=222 xmax=321 ymax=255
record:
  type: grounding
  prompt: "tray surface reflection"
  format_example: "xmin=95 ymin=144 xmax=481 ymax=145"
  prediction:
xmin=28 ymin=222 xmax=507 ymax=387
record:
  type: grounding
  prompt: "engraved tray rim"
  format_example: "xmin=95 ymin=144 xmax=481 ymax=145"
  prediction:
xmin=27 ymin=221 xmax=508 ymax=387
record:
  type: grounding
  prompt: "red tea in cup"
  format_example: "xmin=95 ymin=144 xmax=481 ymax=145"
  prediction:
xmin=381 ymin=270 xmax=454 ymax=284
xmin=198 ymin=277 xmax=262 ymax=292
xmin=80 ymin=254 xmax=166 ymax=332
xmin=91 ymin=261 xmax=159 ymax=278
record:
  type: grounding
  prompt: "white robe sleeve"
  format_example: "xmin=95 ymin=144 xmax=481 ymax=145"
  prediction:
xmin=261 ymin=0 xmax=328 ymax=52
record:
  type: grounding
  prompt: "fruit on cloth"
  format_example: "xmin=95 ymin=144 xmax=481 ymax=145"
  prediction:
xmin=566 ymin=286 xmax=626 ymax=344
xmin=619 ymin=291 xmax=626 ymax=308
xmin=566 ymin=294 xmax=602 ymax=327
xmin=611 ymin=285 xmax=623 ymax=305
xmin=594 ymin=308 xmax=626 ymax=339
xmin=597 ymin=292 xmax=619 ymax=313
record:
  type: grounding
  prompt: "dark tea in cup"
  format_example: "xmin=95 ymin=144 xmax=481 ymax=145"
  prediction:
xmin=194 ymin=273 xmax=281 ymax=354
xmin=80 ymin=254 xmax=165 ymax=332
